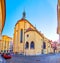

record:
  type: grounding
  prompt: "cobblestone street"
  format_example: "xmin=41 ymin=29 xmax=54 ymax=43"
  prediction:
xmin=2 ymin=53 xmax=60 ymax=63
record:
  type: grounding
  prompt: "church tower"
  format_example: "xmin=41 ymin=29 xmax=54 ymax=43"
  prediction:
xmin=57 ymin=0 xmax=60 ymax=42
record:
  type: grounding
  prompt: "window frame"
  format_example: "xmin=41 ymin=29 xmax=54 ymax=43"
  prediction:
xmin=25 ymin=42 xmax=29 ymax=49
xmin=20 ymin=29 xmax=23 ymax=43
xmin=30 ymin=41 xmax=35 ymax=49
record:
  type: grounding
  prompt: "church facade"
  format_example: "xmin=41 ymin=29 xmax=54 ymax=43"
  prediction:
xmin=13 ymin=12 xmax=53 ymax=55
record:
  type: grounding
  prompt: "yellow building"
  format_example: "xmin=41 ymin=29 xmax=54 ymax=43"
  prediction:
xmin=1 ymin=35 xmax=13 ymax=53
xmin=13 ymin=12 xmax=52 ymax=55
xmin=0 ymin=0 xmax=6 ymax=52
xmin=43 ymin=37 xmax=54 ymax=54
xmin=24 ymin=28 xmax=43 ymax=55
xmin=57 ymin=0 xmax=60 ymax=43
xmin=0 ymin=0 xmax=6 ymax=33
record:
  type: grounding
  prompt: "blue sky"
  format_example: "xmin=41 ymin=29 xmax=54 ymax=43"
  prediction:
xmin=2 ymin=0 xmax=58 ymax=41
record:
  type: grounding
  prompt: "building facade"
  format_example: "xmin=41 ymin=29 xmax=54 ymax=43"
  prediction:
xmin=44 ymin=38 xmax=54 ymax=54
xmin=57 ymin=0 xmax=60 ymax=43
xmin=25 ymin=29 xmax=43 ymax=55
xmin=0 ymin=35 xmax=13 ymax=53
xmin=13 ymin=12 xmax=53 ymax=55
xmin=0 ymin=0 xmax=6 ymax=53
xmin=57 ymin=0 xmax=60 ymax=34
xmin=0 ymin=0 xmax=6 ymax=33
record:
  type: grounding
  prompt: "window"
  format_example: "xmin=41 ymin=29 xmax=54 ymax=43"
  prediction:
xmin=1 ymin=50 xmax=3 ymax=52
xmin=43 ymin=42 xmax=46 ymax=49
xmin=4 ymin=50 xmax=6 ymax=53
xmin=20 ymin=29 xmax=23 ymax=43
xmin=27 ymin=34 xmax=29 ymax=37
xmin=25 ymin=42 xmax=29 ymax=49
xmin=30 ymin=41 xmax=35 ymax=49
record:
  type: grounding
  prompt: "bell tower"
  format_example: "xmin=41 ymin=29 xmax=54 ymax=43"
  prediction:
xmin=57 ymin=0 xmax=60 ymax=42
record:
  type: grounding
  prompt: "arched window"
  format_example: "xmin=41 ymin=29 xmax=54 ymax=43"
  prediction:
xmin=25 ymin=42 xmax=29 ymax=49
xmin=30 ymin=41 xmax=35 ymax=49
xmin=20 ymin=29 xmax=23 ymax=43
xmin=43 ymin=42 xmax=46 ymax=49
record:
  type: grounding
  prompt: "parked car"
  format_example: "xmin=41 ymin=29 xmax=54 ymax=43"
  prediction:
xmin=1 ymin=53 xmax=12 ymax=59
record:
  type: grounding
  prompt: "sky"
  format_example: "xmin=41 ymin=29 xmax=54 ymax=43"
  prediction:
xmin=2 ymin=0 xmax=58 ymax=41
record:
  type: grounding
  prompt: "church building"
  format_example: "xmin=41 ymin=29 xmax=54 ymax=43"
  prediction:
xmin=13 ymin=11 xmax=53 ymax=55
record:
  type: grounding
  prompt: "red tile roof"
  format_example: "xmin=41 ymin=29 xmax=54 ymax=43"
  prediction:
xmin=26 ymin=27 xmax=34 ymax=32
